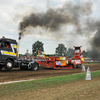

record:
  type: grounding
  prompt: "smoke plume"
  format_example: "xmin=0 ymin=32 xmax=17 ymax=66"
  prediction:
xmin=19 ymin=1 xmax=100 ymax=61
xmin=19 ymin=1 xmax=92 ymax=35
xmin=85 ymin=19 xmax=100 ymax=61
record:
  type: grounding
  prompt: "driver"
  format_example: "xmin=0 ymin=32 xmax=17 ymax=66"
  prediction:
xmin=5 ymin=43 xmax=9 ymax=48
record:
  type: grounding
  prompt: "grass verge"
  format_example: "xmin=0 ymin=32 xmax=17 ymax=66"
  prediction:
xmin=0 ymin=71 xmax=100 ymax=97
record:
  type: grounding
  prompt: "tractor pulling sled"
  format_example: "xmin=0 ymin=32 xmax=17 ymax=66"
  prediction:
xmin=0 ymin=36 xmax=84 ymax=71
xmin=36 ymin=46 xmax=84 ymax=69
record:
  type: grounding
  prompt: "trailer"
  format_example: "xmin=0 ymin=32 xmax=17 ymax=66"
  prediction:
xmin=36 ymin=46 xmax=84 ymax=69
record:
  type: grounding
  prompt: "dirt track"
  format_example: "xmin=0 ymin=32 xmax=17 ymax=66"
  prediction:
xmin=0 ymin=64 xmax=100 ymax=82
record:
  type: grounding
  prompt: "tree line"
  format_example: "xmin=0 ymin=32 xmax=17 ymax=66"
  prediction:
xmin=32 ymin=40 xmax=90 ymax=58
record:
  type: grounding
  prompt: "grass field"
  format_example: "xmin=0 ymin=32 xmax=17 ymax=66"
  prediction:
xmin=0 ymin=70 xmax=100 ymax=100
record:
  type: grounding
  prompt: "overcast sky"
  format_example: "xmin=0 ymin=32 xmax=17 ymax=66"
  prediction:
xmin=0 ymin=0 xmax=100 ymax=54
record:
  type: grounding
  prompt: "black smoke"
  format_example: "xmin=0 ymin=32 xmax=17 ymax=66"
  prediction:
xmin=19 ymin=1 xmax=100 ymax=61
xmin=19 ymin=1 xmax=92 ymax=35
xmin=86 ymin=19 xmax=100 ymax=61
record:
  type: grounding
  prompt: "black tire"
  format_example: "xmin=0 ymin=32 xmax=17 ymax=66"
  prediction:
xmin=4 ymin=60 xmax=13 ymax=71
xmin=28 ymin=63 xmax=33 ymax=70
xmin=31 ymin=63 xmax=39 ymax=71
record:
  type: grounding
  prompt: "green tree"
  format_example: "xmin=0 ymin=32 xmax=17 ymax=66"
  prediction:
xmin=32 ymin=41 xmax=44 ymax=56
xmin=82 ymin=50 xmax=90 ymax=57
xmin=55 ymin=44 xmax=67 ymax=56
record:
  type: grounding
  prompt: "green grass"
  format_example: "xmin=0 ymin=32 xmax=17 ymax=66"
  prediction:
xmin=0 ymin=71 xmax=100 ymax=97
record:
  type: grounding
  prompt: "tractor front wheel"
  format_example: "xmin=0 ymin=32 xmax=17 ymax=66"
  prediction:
xmin=4 ymin=60 xmax=13 ymax=71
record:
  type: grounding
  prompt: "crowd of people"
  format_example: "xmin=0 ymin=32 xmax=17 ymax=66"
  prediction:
xmin=18 ymin=55 xmax=46 ymax=61
xmin=18 ymin=55 xmax=34 ymax=60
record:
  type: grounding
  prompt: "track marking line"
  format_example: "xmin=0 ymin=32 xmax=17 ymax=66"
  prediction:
xmin=0 ymin=78 xmax=42 ymax=85
xmin=0 ymin=70 xmax=100 ymax=85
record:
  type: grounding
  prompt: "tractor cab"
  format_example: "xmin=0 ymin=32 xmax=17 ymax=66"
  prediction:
xmin=74 ymin=46 xmax=82 ymax=59
xmin=0 ymin=36 xmax=17 ymax=70
xmin=0 ymin=36 xmax=17 ymax=56
xmin=69 ymin=46 xmax=84 ymax=68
